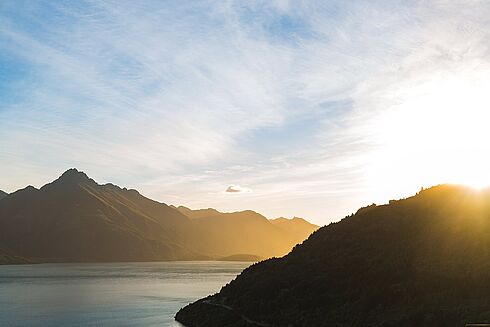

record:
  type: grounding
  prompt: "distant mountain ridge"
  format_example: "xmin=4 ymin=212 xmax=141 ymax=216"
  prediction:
xmin=176 ymin=185 xmax=490 ymax=326
xmin=270 ymin=216 xmax=317 ymax=242
xmin=0 ymin=190 xmax=7 ymax=200
xmin=177 ymin=207 xmax=318 ymax=260
xmin=178 ymin=206 xmax=318 ymax=246
xmin=177 ymin=206 xmax=221 ymax=219
xmin=0 ymin=169 xmax=318 ymax=264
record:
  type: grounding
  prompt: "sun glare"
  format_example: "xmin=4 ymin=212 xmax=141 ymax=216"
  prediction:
xmin=367 ymin=69 xmax=490 ymax=200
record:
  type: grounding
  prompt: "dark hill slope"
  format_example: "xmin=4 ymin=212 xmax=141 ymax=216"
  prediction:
xmin=0 ymin=190 xmax=7 ymax=200
xmin=176 ymin=185 xmax=490 ymax=327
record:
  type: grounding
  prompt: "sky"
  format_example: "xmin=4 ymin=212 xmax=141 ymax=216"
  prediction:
xmin=1 ymin=1 xmax=490 ymax=225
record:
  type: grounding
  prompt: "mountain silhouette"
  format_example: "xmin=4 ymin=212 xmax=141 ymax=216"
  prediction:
xmin=0 ymin=190 xmax=7 ymax=200
xmin=0 ymin=169 xmax=318 ymax=264
xmin=176 ymin=185 xmax=490 ymax=327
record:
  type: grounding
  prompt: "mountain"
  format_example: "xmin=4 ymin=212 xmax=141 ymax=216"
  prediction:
xmin=0 ymin=169 xmax=201 ymax=263
xmin=218 ymin=254 xmax=264 ymax=262
xmin=270 ymin=217 xmax=318 ymax=242
xmin=177 ymin=206 xmax=221 ymax=219
xmin=178 ymin=207 xmax=318 ymax=259
xmin=0 ymin=169 xmax=318 ymax=264
xmin=176 ymin=185 xmax=490 ymax=327
xmin=0 ymin=190 xmax=7 ymax=200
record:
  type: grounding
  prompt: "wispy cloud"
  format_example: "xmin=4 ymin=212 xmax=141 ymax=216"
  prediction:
xmin=1 ymin=1 xmax=490 ymax=224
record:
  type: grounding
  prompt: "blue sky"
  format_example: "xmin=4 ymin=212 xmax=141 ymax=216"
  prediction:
xmin=2 ymin=1 xmax=490 ymax=224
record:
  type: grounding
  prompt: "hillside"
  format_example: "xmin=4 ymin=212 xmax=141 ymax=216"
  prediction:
xmin=0 ymin=190 xmax=7 ymax=200
xmin=0 ymin=169 xmax=317 ymax=264
xmin=176 ymin=185 xmax=490 ymax=327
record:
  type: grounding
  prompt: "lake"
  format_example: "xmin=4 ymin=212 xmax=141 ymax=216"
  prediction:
xmin=0 ymin=261 xmax=250 ymax=326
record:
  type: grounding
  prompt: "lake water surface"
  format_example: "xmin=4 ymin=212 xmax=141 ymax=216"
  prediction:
xmin=0 ymin=261 xmax=249 ymax=326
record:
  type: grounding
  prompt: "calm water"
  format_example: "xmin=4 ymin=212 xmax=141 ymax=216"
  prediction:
xmin=0 ymin=261 xmax=249 ymax=326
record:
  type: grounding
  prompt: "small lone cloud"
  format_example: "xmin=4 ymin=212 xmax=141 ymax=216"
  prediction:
xmin=225 ymin=184 xmax=252 ymax=193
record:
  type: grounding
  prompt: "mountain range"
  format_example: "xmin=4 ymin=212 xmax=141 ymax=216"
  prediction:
xmin=0 ymin=169 xmax=318 ymax=264
xmin=176 ymin=185 xmax=490 ymax=326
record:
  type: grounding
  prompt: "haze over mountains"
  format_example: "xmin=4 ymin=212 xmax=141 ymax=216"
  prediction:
xmin=177 ymin=185 xmax=490 ymax=326
xmin=0 ymin=169 xmax=317 ymax=265
xmin=177 ymin=206 xmax=316 ymax=261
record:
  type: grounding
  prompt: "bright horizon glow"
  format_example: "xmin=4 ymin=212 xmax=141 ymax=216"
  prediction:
xmin=366 ymin=70 xmax=490 ymax=202
xmin=1 ymin=1 xmax=490 ymax=225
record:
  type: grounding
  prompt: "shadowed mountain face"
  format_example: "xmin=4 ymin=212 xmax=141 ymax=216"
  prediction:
xmin=176 ymin=185 xmax=490 ymax=327
xmin=0 ymin=190 xmax=7 ymax=200
xmin=0 ymin=169 xmax=318 ymax=264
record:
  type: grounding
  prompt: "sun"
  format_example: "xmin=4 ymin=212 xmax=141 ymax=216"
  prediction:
xmin=365 ymin=69 xmax=490 ymax=201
